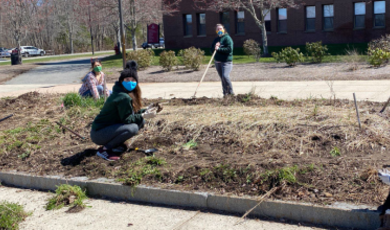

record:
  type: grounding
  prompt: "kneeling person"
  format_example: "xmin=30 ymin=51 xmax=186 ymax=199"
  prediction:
xmin=90 ymin=61 xmax=156 ymax=161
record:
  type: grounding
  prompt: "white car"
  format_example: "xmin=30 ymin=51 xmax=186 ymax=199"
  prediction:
xmin=19 ymin=46 xmax=46 ymax=57
xmin=0 ymin=49 xmax=12 ymax=57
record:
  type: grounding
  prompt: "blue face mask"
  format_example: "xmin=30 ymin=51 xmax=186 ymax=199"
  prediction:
xmin=122 ymin=81 xmax=137 ymax=91
xmin=217 ymin=31 xmax=224 ymax=36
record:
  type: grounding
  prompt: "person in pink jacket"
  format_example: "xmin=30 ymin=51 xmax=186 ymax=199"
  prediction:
xmin=79 ymin=59 xmax=111 ymax=99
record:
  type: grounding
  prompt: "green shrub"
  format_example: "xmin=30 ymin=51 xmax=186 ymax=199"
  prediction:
xmin=368 ymin=34 xmax=390 ymax=53
xmin=0 ymin=201 xmax=31 ymax=230
xmin=159 ymin=50 xmax=178 ymax=71
xmin=272 ymin=47 xmax=304 ymax=66
xmin=62 ymin=93 xmax=105 ymax=108
xmin=178 ymin=47 xmax=205 ymax=71
xmin=243 ymin=39 xmax=261 ymax=62
xmin=127 ymin=49 xmax=154 ymax=69
xmin=305 ymin=41 xmax=329 ymax=63
xmin=368 ymin=48 xmax=390 ymax=67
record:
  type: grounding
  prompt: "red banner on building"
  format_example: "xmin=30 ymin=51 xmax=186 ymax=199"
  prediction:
xmin=147 ymin=24 xmax=160 ymax=44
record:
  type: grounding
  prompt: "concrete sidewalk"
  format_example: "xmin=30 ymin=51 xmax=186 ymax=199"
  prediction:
xmin=0 ymin=80 xmax=389 ymax=102
xmin=0 ymin=186 xmax=323 ymax=230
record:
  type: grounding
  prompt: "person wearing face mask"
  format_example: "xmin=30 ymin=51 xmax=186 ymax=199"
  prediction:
xmin=79 ymin=58 xmax=110 ymax=99
xmin=211 ymin=24 xmax=234 ymax=97
xmin=90 ymin=60 xmax=158 ymax=161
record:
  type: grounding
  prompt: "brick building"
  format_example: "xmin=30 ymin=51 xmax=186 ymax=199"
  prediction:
xmin=163 ymin=0 xmax=390 ymax=49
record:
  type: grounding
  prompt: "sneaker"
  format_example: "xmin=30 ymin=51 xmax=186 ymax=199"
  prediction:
xmin=111 ymin=143 xmax=128 ymax=153
xmin=96 ymin=147 xmax=120 ymax=161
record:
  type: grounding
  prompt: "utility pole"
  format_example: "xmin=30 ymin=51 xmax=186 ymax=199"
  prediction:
xmin=118 ymin=0 xmax=126 ymax=69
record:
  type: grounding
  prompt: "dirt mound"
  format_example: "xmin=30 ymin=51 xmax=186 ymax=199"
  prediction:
xmin=1 ymin=92 xmax=390 ymax=207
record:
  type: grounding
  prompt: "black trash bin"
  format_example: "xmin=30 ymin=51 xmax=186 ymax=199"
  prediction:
xmin=11 ymin=53 xmax=22 ymax=65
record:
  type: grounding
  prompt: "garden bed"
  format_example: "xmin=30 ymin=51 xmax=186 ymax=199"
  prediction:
xmin=1 ymin=92 xmax=390 ymax=206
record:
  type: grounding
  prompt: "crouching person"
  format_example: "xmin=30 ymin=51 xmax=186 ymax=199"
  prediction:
xmin=90 ymin=61 xmax=157 ymax=161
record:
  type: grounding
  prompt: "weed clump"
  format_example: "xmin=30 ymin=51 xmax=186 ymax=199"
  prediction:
xmin=62 ymin=93 xmax=105 ymax=108
xmin=46 ymin=184 xmax=88 ymax=212
xmin=0 ymin=201 xmax=31 ymax=230
xmin=117 ymin=156 xmax=166 ymax=186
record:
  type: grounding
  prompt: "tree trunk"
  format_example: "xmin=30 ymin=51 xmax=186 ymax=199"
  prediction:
xmin=69 ymin=23 xmax=74 ymax=54
xmin=132 ymin=28 xmax=137 ymax=51
xmin=260 ymin=22 xmax=269 ymax=56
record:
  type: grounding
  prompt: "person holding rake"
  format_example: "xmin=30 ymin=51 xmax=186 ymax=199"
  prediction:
xmin=90 ymin=60 xmax=158 ymax=161
xmin=211 ymin=23 xmax=234 ymax=97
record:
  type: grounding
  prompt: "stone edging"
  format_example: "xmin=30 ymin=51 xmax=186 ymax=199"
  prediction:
xmin=0 ymin=171 xmax=380 ymax=229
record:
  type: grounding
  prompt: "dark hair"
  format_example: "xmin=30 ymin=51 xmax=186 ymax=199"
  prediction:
xmin=90 ymin=58 xmax=101 ymax=68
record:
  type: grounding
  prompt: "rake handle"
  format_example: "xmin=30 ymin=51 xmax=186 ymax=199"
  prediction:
xmin=55 ymin=121 xmax=86 ymax=139
xmin=193 ymin=50 xmax=217 ymax=98
xmin=0 ymin=114 xmax=13 ymax=123
xmin=380 ymin=97 xmax=390 ymax=113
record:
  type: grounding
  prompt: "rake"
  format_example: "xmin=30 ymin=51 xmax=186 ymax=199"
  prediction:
xmin=193 ymin=50 xmax=217 ymax=98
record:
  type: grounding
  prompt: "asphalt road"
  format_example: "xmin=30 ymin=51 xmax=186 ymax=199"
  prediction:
xmin=4 ymin=58 xmax=91 ymax=85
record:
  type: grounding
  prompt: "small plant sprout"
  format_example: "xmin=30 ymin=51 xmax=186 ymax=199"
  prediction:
xmin=183 ymin=140 xmax=198 ymax=150
xmin=330 ymin=147 xmax=341 ymax=157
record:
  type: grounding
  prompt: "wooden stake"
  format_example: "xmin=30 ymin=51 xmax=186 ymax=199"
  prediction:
xmin=353 ymin=93 xmax=361 ymax=129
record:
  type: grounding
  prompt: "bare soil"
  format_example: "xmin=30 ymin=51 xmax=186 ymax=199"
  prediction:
xmin=0 ymin=64 xmax=38 ymax=84
xmin=105 ymin=62 xmax=390 ymax=83
xmin=1 ymin=92 xmax=390 ymax=207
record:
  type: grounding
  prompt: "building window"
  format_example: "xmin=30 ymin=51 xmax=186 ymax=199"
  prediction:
xmin=354 ymin=3 xmax=365 ymax=28
xmin=374 ymin=1 xmax=386 ymax=27
xmin=264 ymin=10 xmax=271 ymax=32
xmin=183 ymin=14 xmax=192 ymax=36
xmin=323 ymin=4 xmax=334 ymax=30
xmin=306 ymin=6 xmax=316 ymax=31
xmin=236 ymin=11 xmax=245 ymax=34
xmin=197 ymin=13 xmax=206 ymax=36
xmin=220 ymin=12 xmax=230 ymax=33
xmin=278 ymin=8 xmax=287 ymax=32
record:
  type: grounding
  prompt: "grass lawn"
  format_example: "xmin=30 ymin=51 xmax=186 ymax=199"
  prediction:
xmin=0 ymin=51 xmax=115 ymax=66
xmin=101 ymin=52 xmax=368 ymax=69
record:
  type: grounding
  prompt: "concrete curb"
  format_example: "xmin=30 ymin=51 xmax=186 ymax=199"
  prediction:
xmin=0 ymin=171 xmax=380 ymax=230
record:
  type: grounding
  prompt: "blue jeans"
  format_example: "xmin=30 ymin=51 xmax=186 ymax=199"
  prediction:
xmin=215 ymin=62 xmax=234 ymax=95
xmin=81 ymin=85 xmax=112 ymax=97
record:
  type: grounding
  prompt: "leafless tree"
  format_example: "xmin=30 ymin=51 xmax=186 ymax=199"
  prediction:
xmin=194 ymin=0 xmax=302 ymax=55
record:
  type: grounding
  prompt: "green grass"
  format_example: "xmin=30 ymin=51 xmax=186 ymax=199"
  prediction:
xmin=46 ymin=184 xmax=88 ymax=211
xmin=0 ymin=201 xmax=31 ymax=230
xmin=101 ymin=51 xmax=368 ymax=69
xmin=62 ymin=93 xmax=105 ymax=108
xmin=0 ymin=52 xmax=115 ymax=66
xmin=117 ymin=156 xmax=166 ymax=186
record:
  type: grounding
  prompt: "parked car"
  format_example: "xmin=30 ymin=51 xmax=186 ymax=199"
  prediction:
xmin=141 ymin=38 xmax=165 ymax=49
xmin=141 ymin=42 xmax=154 ymax=49
xmin=0 ymin=48 xmax=12 ymax=58
xmin=19 ymin=46 xmax=46 ymax=57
